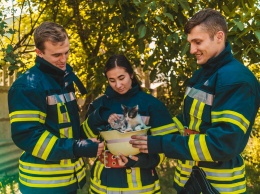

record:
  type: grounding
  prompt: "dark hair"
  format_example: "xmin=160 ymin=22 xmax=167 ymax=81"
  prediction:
xmin=184 ymin=8 xmax=228 ymax=40
xmin=104 ymin=54 xmax=140 ymax=87
xmin=34 ymin=21 xmax=68 ymax=52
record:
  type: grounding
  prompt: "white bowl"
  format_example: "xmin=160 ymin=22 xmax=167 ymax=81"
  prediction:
xmin=100 ymin=127 xmax=149 ymax=156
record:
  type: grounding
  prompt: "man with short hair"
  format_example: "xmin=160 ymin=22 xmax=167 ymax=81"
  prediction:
xmin=8 ymin=21 xmax=104 ymax=194
xmin=130 ymin=8 xmax=260 ymax=193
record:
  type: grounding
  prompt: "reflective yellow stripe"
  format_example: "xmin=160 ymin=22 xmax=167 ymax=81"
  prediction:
xmin=57 ymin=103 xmax=71 ymax=124
xmin=93 ymin=161 xmax=103 ymax=184
xmin=32 ymin=130 xmax=58 ymax=160
xmin=83 ymin=118 xmax=98 ymax=138
xmin=19 ymin=158 xmax=86 ymax=187
xmin=90 ymin=177 xmax=160 ymax=193
xmin=9 ymin=110 xmax=46 ymax=124
xmin=20 ymin=160 xmax=74 ymax=175
xmin=173 ymin=117 xmax=184 ymax=133
xmin=189 ymin=99 xmax=198 ymax=130
xmin=188 ymin=134 xmax=213 ymax=161
xmin=189 ymin=99 xmax=205 ymax=131
xmin=19 ymin=172 xmax=77 ymax=187
xmin=158 ymin=153 xmax=165 ymax=165
xmin=60 ymin=159 xmax=71 ymax=165
xmin=126 ymin=168 xmax=142 ymax=188
xmin=212 ymin=110 xmax=249 ymax=134
xmin=150 ymin=123 xmax=178 ymax=135
xmin=75 ymin=158 xmax=86 ymax=182
xmin=194 ymin=102 xmax=204 ymax=129
xmin=175 ymin=159 xmax=246 ymax=193
xmin=60 ymin=126 xmax=73 ymax=138
xmin=199 ymin=135 xmax=212 ymax=161
xmin=188 ymin=135 xmax=200 ymax=161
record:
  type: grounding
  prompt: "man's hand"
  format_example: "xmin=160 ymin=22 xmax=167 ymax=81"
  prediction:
xmin=89 ymin=138 xmax=104 ymax=157
xmin=129 ymin=135 xmax=149 ymax=153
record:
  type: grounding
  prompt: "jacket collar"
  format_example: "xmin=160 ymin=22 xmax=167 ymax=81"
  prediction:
xmin=189 ymin=42 xmax=234 ymax=86
xmin=35 ymin=56 xmax=72 ymax=86
xmin=201 ymin=42 xmax=233 ymax=72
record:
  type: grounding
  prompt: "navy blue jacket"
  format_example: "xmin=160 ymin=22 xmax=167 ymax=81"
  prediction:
xmin=148 ymin=42 xmax=260 ymax=193
xmin=8 ymin=56 xmax=96 ymax=194
xmin=81 ymin=84 xmax=178 ymax=193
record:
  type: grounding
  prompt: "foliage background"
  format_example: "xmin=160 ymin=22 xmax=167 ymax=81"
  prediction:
xmin=0 ymin=0 xmax=259 ymax=193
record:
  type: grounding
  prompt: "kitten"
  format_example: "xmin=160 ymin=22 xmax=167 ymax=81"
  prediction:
xmin=110 ymin=115 xmax=127 ymax=132
xmin=121 ymin=104 xmax=146 ymax=131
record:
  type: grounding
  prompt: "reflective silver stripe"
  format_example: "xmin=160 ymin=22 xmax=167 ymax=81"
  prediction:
xmin=190 ymin=101 xmax=201 ymax=129
xmin=64 ymin=92 xmax=76 ymax=103
xmin=130 ymin=168 xmax=137 ymax=187
xmin=60 ymin=127 xmax=69 ymax=138
xmin=175 ymin=160 xmax=246 ymax=193
xmin=205 ymin=167 xmax=245 ymax=178
xmin=36 ymin=133 xmax=54 ymax=158
xmin=212 ymin=113 xmax=249 ymax=129
xmin=19 ymin=172 xmax=76 ymax=184
xmin=47 ymin=92 xmax=76 ymax=105
xmin=151 ymin=125 xmax=178 ymax=135
xmin=20 ymin=163 xmax=74 ymax=172
xmin=94 ymin=161 xmax=103 ymax=183
xmin=76 ymin=165 xmax=86 ymax=182
xmin=10 ymin=113 xmax=45 ymax=121
xmin=193 ymin=135 xmax=206 ymax=160
xmin=62 ymin=111 xmax=68 ymax=123
xmin=90 ymin=178 xmax=160 ymax=194
xmin=216 ymin=184 xmax=246 ymax=193
xmin=186 ymin=87 xmax=214 ymax=105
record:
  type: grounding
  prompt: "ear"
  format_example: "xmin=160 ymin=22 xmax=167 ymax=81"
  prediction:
xmin=216 ymin=31 xmax=224 ymax=42
xmin=134 ymin=105 xmax=139 ymax=111
xmin=35 ymin=48 xmax=43 ymax=57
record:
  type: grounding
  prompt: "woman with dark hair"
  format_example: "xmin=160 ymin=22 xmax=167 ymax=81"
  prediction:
xmin=81 ymin=54 xmax=178 ymax=193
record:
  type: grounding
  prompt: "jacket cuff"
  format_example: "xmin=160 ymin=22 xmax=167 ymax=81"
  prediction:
xmin=148 ymin=135 xmax=163 ymax=154
xmin=125 ymin=158 xmax=137 ymax=167
xmin=73 ymin=139 xmax=98 ymax=158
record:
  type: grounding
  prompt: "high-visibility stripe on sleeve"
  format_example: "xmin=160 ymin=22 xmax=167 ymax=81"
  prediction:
xmin=32 ymin=130 xmax=58 ymax=160
xmin=9 ymin=110 xmax=46 ymax=124
xmin=188 ymin=134 xmax=213 ymax=162
xmin=82 ymin=118 xmax=98 ymax=138
xmin=172 ymin=117 xmax=184 ymax=132
xmin=212 ymin=110 xmax=249 ymax=134
xmin=150 ymin=123 xmax=178 ymax=135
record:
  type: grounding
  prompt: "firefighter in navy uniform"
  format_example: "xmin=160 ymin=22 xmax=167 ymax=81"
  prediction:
xmin=8 ymin=21 xmax=104 ymax=194
xmin=81 ymin=54 xmax=178 ymax=193
xmin=130 ymin=9 xmax=260 ymax=194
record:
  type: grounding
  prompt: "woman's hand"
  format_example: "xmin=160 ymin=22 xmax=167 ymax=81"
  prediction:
xmin=107 ymin=113 xmax=120 ymax=125
xmin=116 ymin=154 xmax=139 ymax=166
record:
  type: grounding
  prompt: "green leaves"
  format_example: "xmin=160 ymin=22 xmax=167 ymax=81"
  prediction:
xmin=233 ymin=18 xmax=244 ymax=31
xmin=138 ymin=24 xmax=146 ymax=38
xmin=255 ymin=30 xmax=260 ymax=42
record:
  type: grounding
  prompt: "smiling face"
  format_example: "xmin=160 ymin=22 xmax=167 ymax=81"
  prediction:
xmin=187 ymin=25 xmax=225 ymax=65
xmin=36 ymin=37 xmax=70 ymax=71
xmin=106 ymin=66 xmax=133 ymax=94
